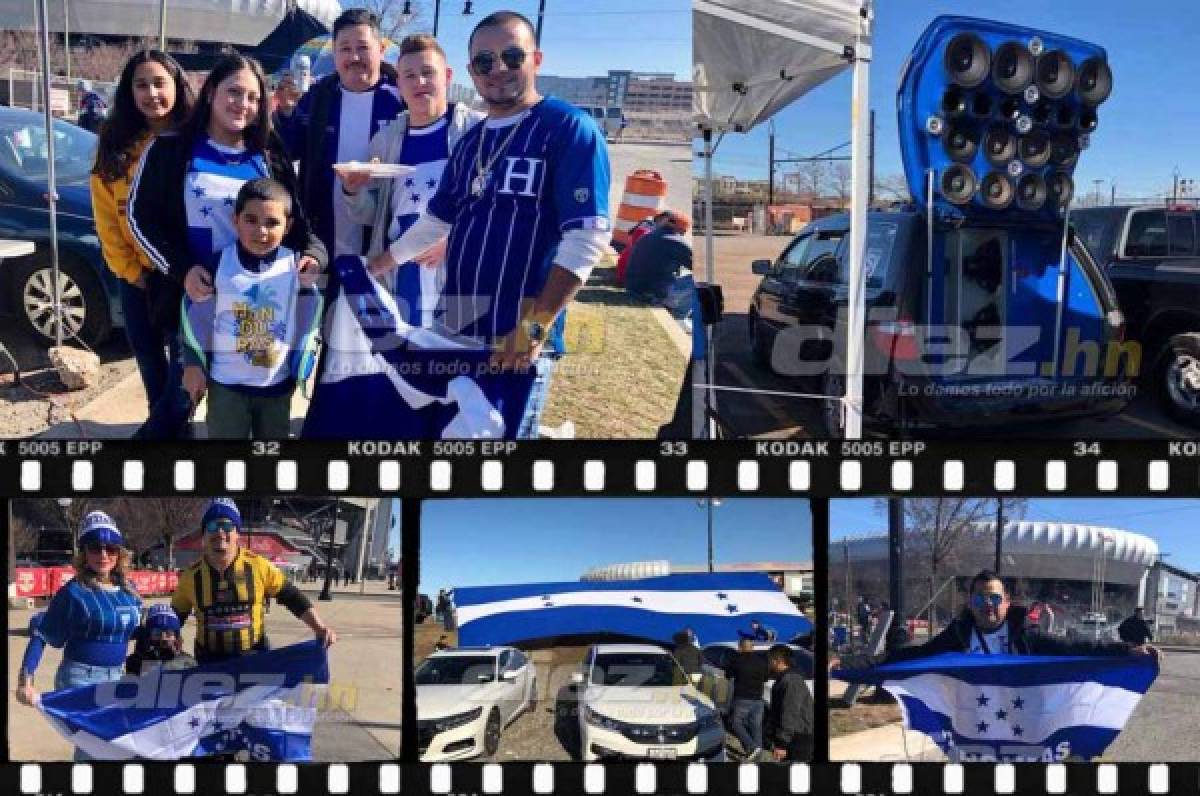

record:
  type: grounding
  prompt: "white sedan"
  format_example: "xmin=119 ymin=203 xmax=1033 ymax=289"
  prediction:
xmin=416 ymin=646 xmax=537 ymax=761
xmin=572 ymin=643 xmax=725 ymax=762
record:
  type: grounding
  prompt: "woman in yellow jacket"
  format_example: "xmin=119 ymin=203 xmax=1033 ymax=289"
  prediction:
xmin=90 ymin=51 xmax=195 ymax=439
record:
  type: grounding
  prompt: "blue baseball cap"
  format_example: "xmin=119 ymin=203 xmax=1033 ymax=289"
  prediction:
xmin=79 ymin=511 xmax=125 ymax=548
xmin=202 ymin=498 xmax=242 ymax=532
xmin=145 ymin=604 xmax=181 ymax=634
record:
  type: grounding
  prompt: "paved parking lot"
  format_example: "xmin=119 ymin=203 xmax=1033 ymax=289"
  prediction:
xmin=704 ymin=233 xmax=1195 ymax=439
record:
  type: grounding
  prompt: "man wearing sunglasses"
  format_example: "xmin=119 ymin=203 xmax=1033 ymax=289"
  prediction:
xmin=835 ymin=570 xmax=1160 ymax=668
xmin=367 ymin=10 xmax=612 ymax=437
xmin=171 ymin=498 xmax=337 ymax=662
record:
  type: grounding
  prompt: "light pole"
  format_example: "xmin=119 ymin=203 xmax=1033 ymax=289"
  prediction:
xmin=318 ymin=500 xmax=338 ymax=601
xmin=697 ymin=498 xmax=723 ymax=572
xmin=56 ymin=497 xmax=73 ymax=554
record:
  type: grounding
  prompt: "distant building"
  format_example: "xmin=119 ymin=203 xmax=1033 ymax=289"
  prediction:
xmin=537 ymin=70 xmax=692 ymax=142
xmin=580 ymin=559 xmax=814 ymax=603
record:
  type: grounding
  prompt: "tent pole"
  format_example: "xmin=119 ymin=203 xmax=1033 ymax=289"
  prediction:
xmin=159 ymin=0 xmax=167 ymax=50
xmin=704 ymin=128 xmax=718 ymax=439
xmin=36 ymin=0 xmax=63 ymax=350
xmin=843 ymin=9 xmax=873 ymax=440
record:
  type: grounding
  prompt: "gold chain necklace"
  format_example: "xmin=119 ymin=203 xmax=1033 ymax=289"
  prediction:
xmin=471 ymin=114 xmax=526 ymax=198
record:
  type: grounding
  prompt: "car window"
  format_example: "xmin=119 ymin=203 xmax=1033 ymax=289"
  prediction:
xmin=778 ymin=234 xmax=813 ymax=279
xmin=510 ymin=650 xmax=527 ymax=669
xmin=593 ymin=653 xmax=687 ymax=687
xmin=0 ymin=117 xmax=95 ymax=183
xmin=801 ymin=232 xmax=845 ymax=283
xmin=498 ymin=650 xmax=511 ymax=670
xmin=835 ymin=221 xmax=899 ymax=289
xmin=1071 ymin=210 xmax=1121 ymax=263
xmin=1169 ymin=214 xmax=1196 ymax=256
xmin=415 ymin=656 xmax=498 ymax=685
xmin=701 ymin=647 xmax=726 ymax=667
xmin=1125 ymin=209 xmax=1168 ymax=257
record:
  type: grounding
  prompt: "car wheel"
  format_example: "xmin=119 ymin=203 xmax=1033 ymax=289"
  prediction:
xmin=13 ymin=253 xmax=111 ymax=347
xmin=749 ymin=312 xmax=773 ymax=370
xmin=483 ymin=708 xmax=501 ymax=757
xmin=820 ymin=368 xmax=846 ymax=437
xmin=1155 ymin=334 xmax=1200 ymax=429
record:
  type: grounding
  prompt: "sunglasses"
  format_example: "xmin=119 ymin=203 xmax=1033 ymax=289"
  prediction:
xmin=85 ymin=543 xmax=121 ymax=556
xmin=204 ymin=518 xmax=238 ymax=534
xmin=971 ymin=593 xmax=1005 ymax=609
xmin=470 ymin=47 xmax=528 ymax=76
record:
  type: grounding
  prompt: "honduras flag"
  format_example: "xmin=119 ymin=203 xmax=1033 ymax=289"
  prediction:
xmin=303 ymin=255 xmax=539 ymax=439
xmin=38 ymin=641 xmax=329 ymax=761
xmin=454 ymin=573 xmax=813 ymax=648
xmin=833 ymin=653 xmax=1158 ymax=762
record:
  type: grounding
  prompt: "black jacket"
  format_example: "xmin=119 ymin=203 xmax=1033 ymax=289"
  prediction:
xmin=673 ymin=642 xmax=703 ymax=676
xmin=871 ymin=605 xmax=1136 ymax=665
xmin=1117 ymin=616 xmax=1154 ymax=645
xmin=765 ymin=666 xmax=813 ymax=756
xmin=724 ymin=650 xmax=769 ymax=701
xmin=128 ymin=130 xmax=326 ymax=330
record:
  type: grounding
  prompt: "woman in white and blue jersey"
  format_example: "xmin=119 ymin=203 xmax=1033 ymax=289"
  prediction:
xmin=14 ymin=511 xmax=143 ymax=760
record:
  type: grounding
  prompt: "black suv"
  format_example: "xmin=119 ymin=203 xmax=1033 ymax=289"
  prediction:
xmin=1072 ymin=205 xmax=1200 ymax=427
xmin=747 ymin=210 xmax=1130 ymax=435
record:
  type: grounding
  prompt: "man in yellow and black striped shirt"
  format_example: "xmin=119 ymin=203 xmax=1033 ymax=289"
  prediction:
xmin=172 ymin=498 xmax=337 ymax=662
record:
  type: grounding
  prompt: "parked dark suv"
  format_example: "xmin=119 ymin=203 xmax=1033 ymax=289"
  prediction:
xmin=1072 ymin=205 xmax=1200 ymax=427
xmin=747 ymin=210 xmax=1131 ymax=435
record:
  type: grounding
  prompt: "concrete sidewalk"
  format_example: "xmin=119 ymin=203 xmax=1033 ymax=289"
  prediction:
xmin=829 ymin=678 xmax=946 ymax=762
xmin=8 ymin=594 xmax=402 ymax=762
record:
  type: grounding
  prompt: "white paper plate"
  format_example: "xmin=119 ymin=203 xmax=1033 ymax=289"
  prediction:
xmin=333 ymin=161 xmax=416 ymax=178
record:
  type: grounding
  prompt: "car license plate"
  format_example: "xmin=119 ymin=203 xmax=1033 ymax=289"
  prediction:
xmin=647 ymin=747 xmax=677 ymax=760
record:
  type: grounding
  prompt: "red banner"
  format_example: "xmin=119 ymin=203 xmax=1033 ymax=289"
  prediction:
xmin=14 ymin=567 xmax=178 ymax=598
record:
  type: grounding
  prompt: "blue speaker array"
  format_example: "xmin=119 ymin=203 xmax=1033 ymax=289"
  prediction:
xmin=898 ymin=16 xmax=1112 ymax=221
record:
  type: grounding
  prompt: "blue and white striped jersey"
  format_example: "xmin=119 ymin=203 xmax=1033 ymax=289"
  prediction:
xmin=184 ymin=137 xmax=270 ymax=263
xmin=426 ymin=96 xmax=611 ymax=348
xmin=35 ymin=579 xmax=142 ymax=668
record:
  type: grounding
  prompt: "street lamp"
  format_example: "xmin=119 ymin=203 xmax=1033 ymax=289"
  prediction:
xmin=696 ymin=498 xmax=723 ymax=573
xmin=318 ymin=500 xmax=338 ymax=602
xmin=55 ymin=498 xmax=74 ymax=554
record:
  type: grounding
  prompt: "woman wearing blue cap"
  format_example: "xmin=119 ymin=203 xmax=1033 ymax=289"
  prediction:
xmin=14 ymin=511 xmax=143 ymax=759
xmin=127 ymin=604 xmax=198 ymax=675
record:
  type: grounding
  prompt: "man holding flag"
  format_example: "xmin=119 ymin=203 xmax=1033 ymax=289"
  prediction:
xmin=171 ymin=498 xmax=337 ymax=661
xmin=833 ymin=570 xmax=1161 ymax=762
xmin=362 ymin=9 xmax=611 ymax=439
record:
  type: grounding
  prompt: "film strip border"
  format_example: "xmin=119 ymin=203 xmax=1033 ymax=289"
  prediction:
xmin=1 ymin=760 xmax=1191 ymax=796
xmin=4 ymin=440 xmax=1200 ymax=497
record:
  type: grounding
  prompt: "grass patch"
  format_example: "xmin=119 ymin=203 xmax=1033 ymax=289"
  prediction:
xmin=830 ymin=700 xmax=905 ymax=737
xmin=541 ymin=266 xmax=687 ymax=438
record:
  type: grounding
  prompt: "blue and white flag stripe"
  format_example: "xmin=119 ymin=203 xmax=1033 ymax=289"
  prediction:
xmin=834 ymin=653 xmax=1157 ymax=762
xmin=38 ymin=640 xmax=329 ymax=761
xmin=454 ymin=573 xmax=813 ymax=647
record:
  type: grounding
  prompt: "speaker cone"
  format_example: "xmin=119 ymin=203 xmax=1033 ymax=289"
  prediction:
xmin=943 ymin=122 xmax=979 ymax=162
xmin=983 ymin=124 xmax=1016 ymax=165
xmin=941 ymin=164 xmax=978 ymax=205
xmin=1079 ymin=108 xmax=1099 ymax=133
xmin=980 ymin=171 xmax=1015 ymax=209
xmin=1032 ymin=100 xmax=1053 ymax=126
xmin=992 ymin=41 xmax=1035 ymax=94
xmin=1018 ymin=130 xmax=1052 ymax=167
xmin=1047 ymin=172 xmax=1074 ymax=207
xmin=1049 ymin=133 xmax=1078 ymax=167
xmin=944 ymin=32 xmax=991 ymax=88
xmin=1054 ymin=103 xmax=1076 ymax=128
xmin=1016 ymin=173 xmax=1048 ymax=211
xmin=970 ymin=92 xmax=994 ymax=119
xmin=941 ymin=88 xmax=968 ymax=117
xmin=1036 ymin=49 xmax=1075 ymax=99
xmin=1076 ymin=57 xmax=1113 ymax=106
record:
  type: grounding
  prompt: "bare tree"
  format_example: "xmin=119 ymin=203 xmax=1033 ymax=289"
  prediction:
xmin=874 ymin=173 xmax=911 ymax=205
xmin=104 ymin=498 xmax=207 ymax=568
xmin=360 ymin=0 xmax=427 ymax=40
xmin=795 ymin=160 xmax=827 ymax=201
xmin=901 ymin=497 xmax=1003 ymax=630
xmin=831 ymin=163 xmax=852 ymax=207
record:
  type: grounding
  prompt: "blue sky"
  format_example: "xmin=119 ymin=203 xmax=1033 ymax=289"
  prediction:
xmin=705 ymin=0 xmax=1200 ymax=198
xmin=418 ymin=498 xmax=811 ymax=591
xmin=404 ymin=0 xmax=691 ymax=82
xmin=831 ymin=499 xmax=1200 ymax=571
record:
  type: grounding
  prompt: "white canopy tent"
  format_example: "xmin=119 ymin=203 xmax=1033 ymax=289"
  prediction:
xmin=693 ymin=0 xmax=874 ymax=438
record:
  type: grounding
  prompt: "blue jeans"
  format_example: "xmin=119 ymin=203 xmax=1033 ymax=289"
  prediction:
xmin=119 ymin=279 xmax=190 ymax=439
xmin=54 ymin=660 xmax=126 ymax=761
xmin=730 ymin=698 xmax=765 ymax=755
xmin=516 ymin=355 xmax=557 ymax=438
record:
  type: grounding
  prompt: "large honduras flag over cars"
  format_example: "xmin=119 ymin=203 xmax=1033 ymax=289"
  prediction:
xmin=304 ymin=256 xmax=537 ymax=439
xmin=833 ymin=653 xmax=1157 ymax=762
xmin=38 ymin=641 xmax=329 ymax=761
xmin=454 ymin=573 xmax=812 ymax=647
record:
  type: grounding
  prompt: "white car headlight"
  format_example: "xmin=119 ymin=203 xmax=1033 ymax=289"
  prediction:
xmin=430 ymin=706 xmax=482 ymax=733
xmin=583 ymin=706 xmax=622 ymax=731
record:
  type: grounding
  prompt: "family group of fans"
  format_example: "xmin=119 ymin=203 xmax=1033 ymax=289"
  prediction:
xmin=14 ymin=499 xmax=336 ymax=761
xmin=89 ymin=7 xmax=612 ymax=440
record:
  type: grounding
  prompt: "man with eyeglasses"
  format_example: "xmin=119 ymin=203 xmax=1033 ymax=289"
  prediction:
xmin=367 ymin=10 xmax=612 ymax=438
xmin=171 ymin=498 xmax=337 ymax=662
xmin=834 ymin=570 xmax=1160 ymax=668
